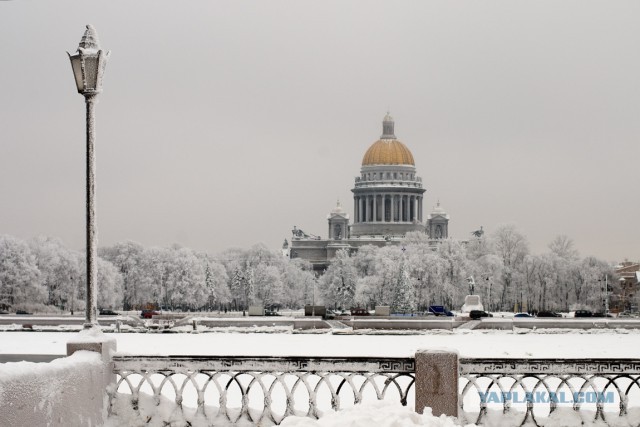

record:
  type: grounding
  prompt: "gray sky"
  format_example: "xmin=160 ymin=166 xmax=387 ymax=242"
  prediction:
xmin=1 ymin=1 xmax=638 ymax=262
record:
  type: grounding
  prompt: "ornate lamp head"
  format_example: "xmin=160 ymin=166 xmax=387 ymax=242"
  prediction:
xmin=68 ymin=25 xmax=110 ymax=96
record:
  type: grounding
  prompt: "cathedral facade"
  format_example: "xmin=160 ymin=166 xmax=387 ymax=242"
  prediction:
xmin=286 ymin=114 xmax=449 ymax=271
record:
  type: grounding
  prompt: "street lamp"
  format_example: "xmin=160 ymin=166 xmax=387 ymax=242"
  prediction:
xmin=598 ymin=275 xmax=610 ymax=314
xmin=68 ymin=25 xmax=110 ymax=329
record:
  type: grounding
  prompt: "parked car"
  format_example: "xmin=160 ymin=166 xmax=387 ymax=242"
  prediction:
xmin=428 ymin=305 xmax=454 ymax=316
xmin=469 ymin=310 xmax=492 ymax=320
xmin=536 ymin=311 xmax=561 ymax=318
xmin=99 ymin=309 xmax=119 ymax=316
xmin=0 ymin=310 xmax=9 ymax=315
xmin=264 ymin=309 xmax=281 ymax=317
xmin=574 ymin=310 xmax=592 ymax=318
xmin=141 ymin=309 xmax=160 ymax=319
xmin=350 ymin=307 xmax=370 ymax=316
xmin=514 ymin=313 xmax=532 ymax=318
xmin=16 ymin=310 xmax=33 ymax=315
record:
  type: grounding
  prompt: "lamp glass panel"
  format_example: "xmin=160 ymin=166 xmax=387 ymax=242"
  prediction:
xmin=70 ymin=55 xmax=84 ymax=92
xmin=83 ymin=56 xmax=99 ymax=91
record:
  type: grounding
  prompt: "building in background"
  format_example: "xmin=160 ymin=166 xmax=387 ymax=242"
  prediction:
xmin=287 ymin=114 xmax=450 ymax=271
xmin=614 ymin=262 xmax=639 ymax=313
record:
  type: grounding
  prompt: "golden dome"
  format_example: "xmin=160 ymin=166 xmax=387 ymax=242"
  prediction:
xmin=362 ymin=139 xmax=415 ymax=166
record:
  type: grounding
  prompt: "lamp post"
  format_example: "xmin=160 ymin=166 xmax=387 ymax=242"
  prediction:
xmin=68 ymin=25 xmax=110 ymax=329
xmin=598 ymin=275 xmax=610 ymax=314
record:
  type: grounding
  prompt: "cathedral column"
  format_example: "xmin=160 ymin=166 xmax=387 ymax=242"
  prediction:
xmin=365 ymin=196 xmax=370 ymax=222
xmin=384 ymin=194 xmax=389 ymax=222
xmin=358 ymin=197 xmax=363 ymax=223
xmin=354 ymin=198 xmax=357 ymax=224
xmin=414 ymin=196 xmax=418 ymax=221
xmin=407 ymin=196 xmax=415 ymax=221
xmin=373 ymin=194 xmax=377 ymax=222
xmin=390 ymin=195 xmax=395 ymax=223
xmin=399 ymin=195 xmax=404 ymax=222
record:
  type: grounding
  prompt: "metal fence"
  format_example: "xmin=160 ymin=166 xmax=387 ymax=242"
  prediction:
xmin=110 ymin=354 xmax=640 ymax=426
xmin=459 ymin=358 xmax=640 ymax=426
xmin=111 ymin=355 xmax=415 ymax=425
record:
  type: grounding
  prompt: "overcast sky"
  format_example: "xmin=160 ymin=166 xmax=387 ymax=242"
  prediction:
xmin=1 ymin=1 xmax=638 ymax=262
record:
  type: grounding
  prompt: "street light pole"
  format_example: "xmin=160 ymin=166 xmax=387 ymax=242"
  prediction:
xmin=68 ymin=25 xmax=110 ymax=329
xmin=605 ymin=274 xmax=609 ymax=314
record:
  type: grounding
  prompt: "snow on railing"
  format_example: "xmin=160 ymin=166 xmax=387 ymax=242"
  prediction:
xmin=109 ymin=354 xmax=640 ymax=426
xmin=459 ymin=358 xmax=640 ymax=426
xmin=110 ymin=355 xmax=416 ymax=426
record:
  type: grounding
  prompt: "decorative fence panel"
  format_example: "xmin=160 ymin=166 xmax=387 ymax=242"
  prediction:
xmin=111 ymin=355 xmax=416 ymax=426
xmin=110 ymin=355 xmax=640 ymax=426
xmin=459 ymin=358 xmax=640 ymax=426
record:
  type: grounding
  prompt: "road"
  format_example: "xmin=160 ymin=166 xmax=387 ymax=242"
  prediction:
xmin=0 ymin=314 xmax=131 ymax=327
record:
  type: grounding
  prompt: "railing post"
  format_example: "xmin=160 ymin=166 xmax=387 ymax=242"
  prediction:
xmin=67 ymin=329 xmax=117 ymax=395
xmin=415 ymin=349 xmax=459 ymax=417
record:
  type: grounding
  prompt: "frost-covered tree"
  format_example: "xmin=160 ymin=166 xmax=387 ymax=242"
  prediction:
xmin=392 ymin=261 xmax=416 ymax=314
xmin=282 ymin=258 xmax=315 ymax=308
xmin=164 ymin=247 xmax=207 ymax=310
xmin=320 ymin=249 xmax=357 ymax=309
xmin=549 ymin=235 xmax=579 ymax=261
xmin=467 ymin=253 xmax=503 ymax=312
xmin=253 ymin=264 xmax=283 ymax=307
xmin=76 ymin=255 xmax=123 ymax=310
xmin=203 ymin=261 xmax=230 ymax=310
xmin=229 ymin=265 xmax=254 ymax=310
xmin=0 ymin=235 xmax=45 ymax=307
xmin=491 ymin=225 xmax=529 ymax=310
xmin=353 ymin=245 xmax=379 ymax=277
xmin=436 ymin=239 xmax=469 ymax=308
xmin=99 ymin=241 xmax=147 ymax=309
xmin=28 ymin=236 xmax=80 ymax=310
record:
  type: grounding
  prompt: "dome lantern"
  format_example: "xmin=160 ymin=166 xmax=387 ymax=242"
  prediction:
xmin=381 ymin=112 xmax=396 ymax=139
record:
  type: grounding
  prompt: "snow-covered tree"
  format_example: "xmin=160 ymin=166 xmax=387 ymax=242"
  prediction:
xmin=28 ymin=236 xmax=80 ymax=310
xmin=392 ymin=261 xmax=416 ymax=314
xmin=491 ymin=225 xmax=529 ymax=310
xmin=203 ymin=260 xmax=230 ymax=310
xmin=75 ymin=255 xmax=123 ymax=310
xmin=0 ymin=235 xmax=45 ymax=308
xmin=320 ymin=249 xmax=357 ymax=309
xmin=99 ymin=241 xmax=147 ymax=309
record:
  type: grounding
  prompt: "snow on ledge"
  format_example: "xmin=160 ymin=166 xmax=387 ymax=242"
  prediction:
xmin=0 ymin=350 xmax=101 ymax=381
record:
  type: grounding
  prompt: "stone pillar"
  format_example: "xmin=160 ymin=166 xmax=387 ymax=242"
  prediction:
xmin=363 ymin=196 xmax=367 ymax=222
xmin=390 ymin=195 xmax=395 ymax=222
xmin=67 ymin=329 xmax=118 ymax=396
xmin=414 ymin=197 xmax=418 ymax=221
xmin=373 ymin=195 xmax=377 ymax=222
xmin=366 ymin=196 xmax=371 ymax=222
xmin=383 ymin=195 xmax=388 ymax=222
xmin=399 ymin=195 xmax=404 ymax=222
xmin=410 ymin=196 xmax=414 ymax=221
xmin=359 ymin=197 xmax=363 ymax=223
xmin=415 ymin=349 xmax=459 ymax=417
xmin=354 ymin=198 xmax=357 ymax=224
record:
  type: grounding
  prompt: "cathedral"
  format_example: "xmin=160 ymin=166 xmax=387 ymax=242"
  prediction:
xmin=286 ymin=114 xmax=450 ymax=271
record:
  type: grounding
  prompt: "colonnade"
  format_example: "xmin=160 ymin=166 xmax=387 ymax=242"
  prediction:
xmin=353 ymin=194 xmax=422 ymax=223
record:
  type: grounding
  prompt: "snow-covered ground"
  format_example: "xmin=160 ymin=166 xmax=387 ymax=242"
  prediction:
xmin=4 ymin=330 xmax=640 ymax=427
xmin=2 ymin=328 xmax=640 ymax=358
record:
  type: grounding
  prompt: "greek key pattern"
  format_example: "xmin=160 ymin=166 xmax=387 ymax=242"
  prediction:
xmin=460 ymin=358 xmax=640 ymax=375
xmin=459 ymin=358 xmax=640 ymax=427
xmin=111 ymin=356 xmax=415 ymax=426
